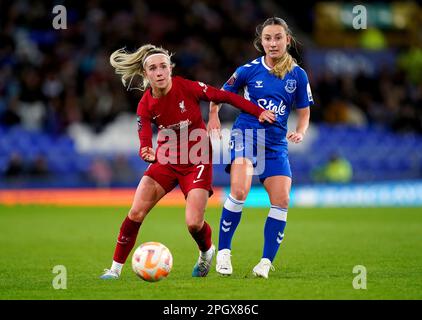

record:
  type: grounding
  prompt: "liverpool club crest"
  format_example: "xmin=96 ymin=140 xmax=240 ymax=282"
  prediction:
xmin=179 ymin=100 xmax=186 ymax=113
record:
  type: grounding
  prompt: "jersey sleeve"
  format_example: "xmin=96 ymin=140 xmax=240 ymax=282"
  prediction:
xmin=295 ymin=67 xmax=314 ymax=109
xmin=136 ymin=99 xmax=153 ymax=158
xmin=185 ymin=78 xmax=264 ymax=118
xmin=222 ymin=66 xmax=247 ymax=93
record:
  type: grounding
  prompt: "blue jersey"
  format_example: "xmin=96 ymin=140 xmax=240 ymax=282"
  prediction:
xmin=223 ymin=56 xmax=313 ymax=157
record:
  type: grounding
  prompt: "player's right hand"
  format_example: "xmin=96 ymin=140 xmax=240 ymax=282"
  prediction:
xmin=207 ymin=112 xmax=222 ymax=139
xmin=258 ymin=110 xmax=276 ymax=123
xmin=141 ymin=147 xmax=156 ymax=163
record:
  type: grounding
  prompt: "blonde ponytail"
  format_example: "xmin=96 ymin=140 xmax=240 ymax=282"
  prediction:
xmin=110 ymin=44 xmax=173 ymax=91
xmin=271 ymin=52 xmax=296 ymax=79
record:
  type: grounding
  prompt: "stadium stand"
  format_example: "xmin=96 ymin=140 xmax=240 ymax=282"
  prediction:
xmin=0 ymin=1 xmax=421 ymax=188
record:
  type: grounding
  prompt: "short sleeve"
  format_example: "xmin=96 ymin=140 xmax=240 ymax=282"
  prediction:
xmin=295 ymin=67 xmax=314 ymax=108
xmin=222 ymin=66 xmax=247 ymax=94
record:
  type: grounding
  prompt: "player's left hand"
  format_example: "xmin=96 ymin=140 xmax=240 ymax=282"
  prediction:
xmin=141 ymin=147 xmax=156 ymax=162
xmin=287 ymin=131 xmax=304 ymax=144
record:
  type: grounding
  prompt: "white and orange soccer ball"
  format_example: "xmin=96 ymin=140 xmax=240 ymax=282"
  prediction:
xmin=131 ymin=242 xmax=173 ymax=282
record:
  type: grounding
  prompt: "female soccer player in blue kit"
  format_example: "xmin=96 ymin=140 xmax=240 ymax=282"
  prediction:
xmin=208 ymin=17 xmax=313 ymax=278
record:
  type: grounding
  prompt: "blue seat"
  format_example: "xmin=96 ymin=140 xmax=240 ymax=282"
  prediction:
xmin=73 ymin=154 xmax=93 ymax=173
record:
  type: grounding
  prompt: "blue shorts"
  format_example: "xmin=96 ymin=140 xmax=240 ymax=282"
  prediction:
xmin=225 ymin=155 xmax=292 ymax=183
xmin=225 ymin=120 xmax=291 ymax=183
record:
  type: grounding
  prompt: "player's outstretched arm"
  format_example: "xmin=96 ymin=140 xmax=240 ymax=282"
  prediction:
xmin=200 ymin=83 xmax=275 ymax=123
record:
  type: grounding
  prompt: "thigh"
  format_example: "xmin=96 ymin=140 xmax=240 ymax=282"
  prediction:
xmin=131 ymin=175 xmax=167 ymax=214
xmin=185 ymin=188 xmax=209 ymax=227
xmin=229 ymin=157 xmax=253 ymax=198
xmin=177 ymin=163 xmax=213 ymax=198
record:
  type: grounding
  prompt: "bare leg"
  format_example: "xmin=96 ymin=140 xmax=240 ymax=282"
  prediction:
xmin=128 ymin=175 xmax=167 ymax=222
xmin=229 ymin=157 xmax=254 ymax=201
xmin=263 ymin=175 xmax=291 ymax=209
xmin=101 ymin=176 xmax=166 ymax=279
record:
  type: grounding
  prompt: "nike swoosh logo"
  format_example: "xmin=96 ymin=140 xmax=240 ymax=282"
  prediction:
xmin=152 ymin=114 xmax=161 ymax=120
xmin=193 ymin=179 xmax=203 ymax=183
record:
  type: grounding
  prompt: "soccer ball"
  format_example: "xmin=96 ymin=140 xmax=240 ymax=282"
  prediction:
xmin=131 ymin=242 xmax=173 ymax=282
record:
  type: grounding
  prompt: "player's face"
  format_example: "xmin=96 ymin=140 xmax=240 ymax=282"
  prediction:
xmin=261 ymin=25 xmax=290 ymax=60
xmin=144 ymin=55 xmax=172 ymax=91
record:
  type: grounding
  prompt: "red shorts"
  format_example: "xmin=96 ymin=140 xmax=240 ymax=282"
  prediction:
xmin=144 ymin=162 xmax=213 ymax=198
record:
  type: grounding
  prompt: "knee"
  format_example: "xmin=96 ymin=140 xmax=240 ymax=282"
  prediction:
xmin=186 ymin=219 xmax=203 ymax=234
xmin=230 ymin=186 xmax=248 ymax=201
xmin=128 ymin=207 xmax=148 ymax=223
xmin=270 ymin=196 xmax=290 ymax=209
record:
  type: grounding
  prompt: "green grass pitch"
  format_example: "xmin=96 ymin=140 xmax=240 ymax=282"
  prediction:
xmin=0 ymin=205 xmax=421 ymax=300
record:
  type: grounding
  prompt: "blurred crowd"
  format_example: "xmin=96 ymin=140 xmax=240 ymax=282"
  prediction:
xmin=1 ymin=0 xmax=421 ymax=135
xmin=310 ymin=52 xmax=422 ymax=133
xmin=1 ymin=0 xmax=421 ymax=186
xmin=0 ymin=0 xmax=289 ymax=134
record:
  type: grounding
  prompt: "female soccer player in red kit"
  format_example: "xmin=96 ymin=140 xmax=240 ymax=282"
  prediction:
xmin=100 ymin=44 xmax=275 ymax=279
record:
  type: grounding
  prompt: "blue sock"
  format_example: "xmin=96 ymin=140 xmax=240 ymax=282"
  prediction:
xmin=218 ymin=194 xmax=244 ymax=251
xmin=263 ymin=206 xmax=287 ymax=262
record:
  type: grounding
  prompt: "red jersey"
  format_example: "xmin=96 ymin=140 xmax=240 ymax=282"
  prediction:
xmin=137 ymin=76 xmax=263 ymax=165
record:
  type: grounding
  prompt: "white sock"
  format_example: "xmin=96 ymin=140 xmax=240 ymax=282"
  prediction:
xmin=111 ymin=261 xmax=123 ymax=275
